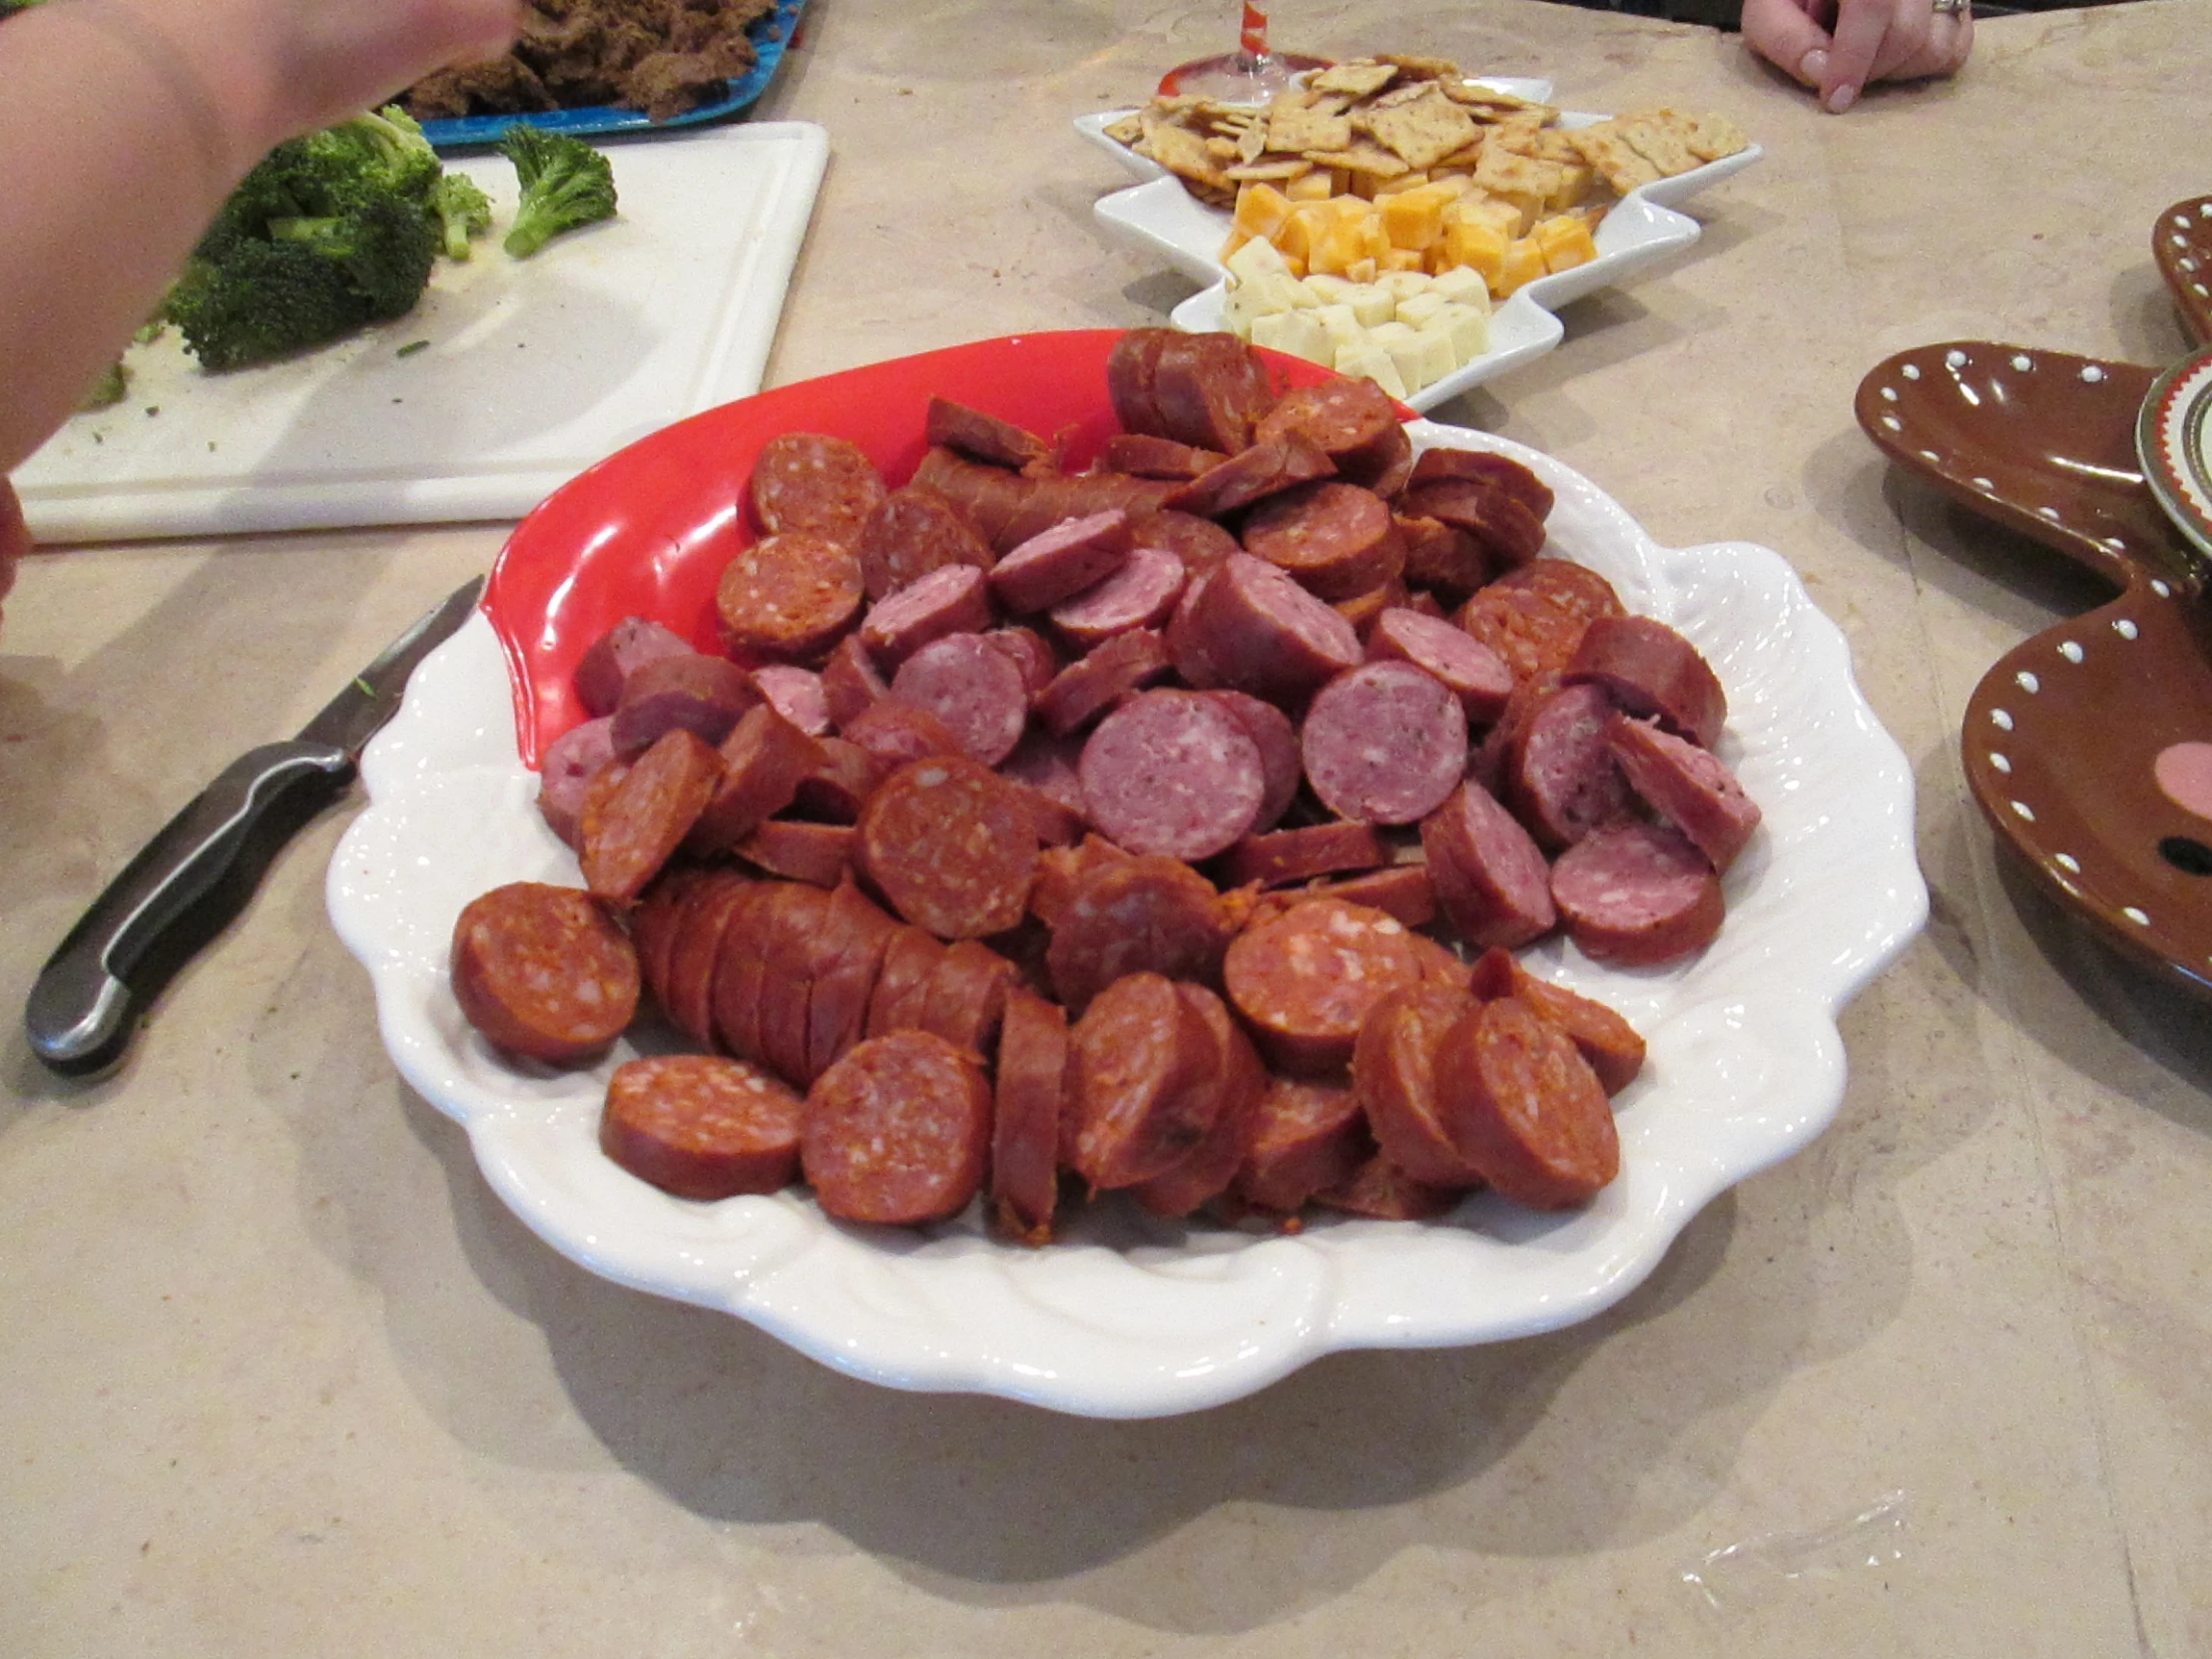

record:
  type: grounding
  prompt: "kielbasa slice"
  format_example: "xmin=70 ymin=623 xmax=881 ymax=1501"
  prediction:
xmin=925 ymin=395 xmax=1049 ymax=470
xmin=686 ymin=701 xmax=830 ymax=855
xmin=450 ymin=882 xmax=640 ymax=1063
xmin=1503 ymin=679 xmax=1634 ymax=851
xmin=1188 ymin=553 xmax=1364 ymax=702
xmin=1606 ymin=714 xmax=1761 ymax=872
xmin=1067 ymin=971 xmax=1222 ymax=1191
xmin=1047 ymin=546 xmax=1188 ymax=650
xmin=1101 ymin=432 xmax=1226 ymax=480
xmin=1078 ymin=688 xmax=1266 ymax=861
xmin=1406 ymin=446 xmax=1555 ymax=523
xmin=751 ymin=664 xmax=831 ymax=737
xmin=1223 ymin=896 xmax=1425 ymax=1074
xmin=821 ymin=633 xmax=889 ymax=730
xmin=802 ymin=1031 xmax=993 ymax=1226
xmin=1301 ymin=661 xmax=1469 ymax=827
xmin=1161 ymin=428 xmax=1338 ymax=519
xmin=858 ymin=562 xmax=995 ymax=667
xmin=1150 ymin=330 xmax=1277 ymax=454
xmin=600 ymin=1054 xmax=806 ymax=1201
xmin=1565 ymin=613 xmax=1728 ymax=750
xmin=1202 ymin=689 xmax=1301 ymax=832
xmin=1418 ymin=781 xmax=1557 ymax=950
xmin=574 ymin=617 xmax=696 ymax=718
xmin=888 ymin=631 xmax=1030 ymax=767
xmin=856 ymin=756 xmax=1039 ymax=938
xmin=1549 ymin=820 xmax=1724 ymax=967
xmin=1368 ymin=607 xmax=1513 ymax=724
xmin=839 ymin=699 xmax=965 ymax=771
xmin=609 ymin=653 xmax=761 ymax=756
xmin=989 ymin=509 xmax=1135 ymax=613
xmin=1034 ymin=627 xmax=1172 ymax=738
xmin=1436 ymin=995 xmax=1618 ymax=1209
xmin=536 ymin=715 xmax=617 ymax=848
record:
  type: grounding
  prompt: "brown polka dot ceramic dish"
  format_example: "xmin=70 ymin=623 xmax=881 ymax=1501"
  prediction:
xmin=1855 ymin=333 xmax=2212 ymax=996
xmin=2153 ymin=196 xmax=2212 ymax=349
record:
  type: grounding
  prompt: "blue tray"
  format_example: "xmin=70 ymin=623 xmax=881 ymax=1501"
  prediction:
xmin=418 ymin=0 xmax=807 ymax=150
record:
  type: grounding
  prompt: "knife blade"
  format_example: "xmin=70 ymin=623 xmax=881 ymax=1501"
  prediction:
xmin=26 ymin=576 xmax=484 ymax=1078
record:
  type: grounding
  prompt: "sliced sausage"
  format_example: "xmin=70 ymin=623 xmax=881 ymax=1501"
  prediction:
xmin=1188 ymin=553 xmax=1364 ymax=702
xmin=536 ymin=715 xmax=617 ymax=848
xmin=1489 ymin=557 xmax=1623 ymax=624
xmin=909 ymin=445 xmax=1038 ymax=550
xmin=856 ymin=484 xmax=996 ymax=601
xmin=864 ymin=923 xmax=949 ymax=1038
xmin=1308 ymin=862 xmax=1437 ymax=930
xmin=916 ymin=936 xmax=1018 ymax=1059
xmin=1107 ymin=327 xmax=1175 ymax=439
xmin=1034 ymin=626 xmax=1172 ymax=737
xmin=1454 ymin=583 xmax=1589 ymax=686
xmin=1150 ymin=330 xmax=1277 ymax=454
xmin=750 ymin=664 xmax=831 ymax=737
xmin=1468 ymin=947 xmax=1646 ymax=1095
xmin=709 ymin=880 xmax=780 ymax=1062
xmin=1368 ymin=607 xmax=1513 ymax=724
xmin=1312 ymin=1156 xmax=1466 ymax=1221
xmin=857 ymin=562 xmax=995 ymax=667
xmin=1067 ymin=971 xmax=1222 ymax=1191
xmin=735 ymin=820 xmax=854 ymax=888
xmin=886 ymin=631 xmax=1030 ymax=767
xmin=1130 ymin=507 xmax=1242 ymax=579
xmin=839 ymin=699 xmax=965 ymax=771
xmin=1332 ymin=578 xmax=1406 ymax=639
xmin=820 ymin=633 xmax=889 ymax=730
xmin=1565 ymin=614 xmax=1727 ymax=750
xmin=1396 ymin=512 xmax=1491 ymax=598
xmin=658 ymin=868 xmax=755 ymax=1047
xmin=686 ymin=701 xmax=830 ymax=854
xmin=1028 ymin=833 xmax=1136 ymax=930
xmin=1398 ymin=475 xmax=1546 ymax=569
xmin=1406 ymin=446 xmax=1555 ymax=522
xmin=1240 ymin=481 xmax=1406 ymax=602
xmin=1503 ymin=679 xmax=1634 ymax=851
xmin=1435 ymin=995 xmax=1618 ymax=1209
xmin=1129 ymin=983 xmax=1268 ymax=1219
xmin=632 ymin=862 xmax=709 ymax=1011
xmin=1301 ymin=661 xmax=1469 ymax=827
xmin=802 ymin=1031 xmax=993 ymax=1226
xmin=608 ymin=652 xmax=761 ymax=756
xmin=1254 ymin=376 xmax=1408 ymax=491
xmin=574 ymin=617 xmax=696 ymax=717
xmin=1101 ymin=432 xmax=1225 ymax=480
xmin=1219 ymin=822 xmax=1387 ymax=889
xmin=991 ymin=987 xmax=1070 ymax=1243
xmin=1549 ymin=819 xmax=1724 ymax=967
xmin=715 ymin=532 xmax=864 ymax=664
xmin=600 ymin=1054 xmax=806 ymax=1201
xmin=755 ymin=877 xmax=835 ymax=1084
xmin=1161 ymin=428 xmax=1337 ymax=519
xmin=1606 ymin=714 xmax=1761 ymax=872
xmin=1233 ymin=1077 xmax=1372 ymax=1215
xmin=1044 ymin=851 xmax=1232 ymax=1012
xmin=1418 ymin=781 xmax=1557 ymax=950
xmin=1046 ymin=547 xmax=1188 ymax=650
xmin=925 ymin=395 xmax=1049 ymax=469
xmin=806 ymin=878 xmax=902 ymax=1081
xmin=749 ymin=431 xmax=887 ymax=547
xmin=1202 ymin=689 xmax=1301 ymax=832
xmin=988 ymin=509 xmax=1134 ymax=613
xmin=1352 ymin=979 xmax=1487 ymax=1186
xmin=983 ymin=626 xmax=1059 ymax=698
xmin=1223 ymin=896 xmax=1425 ymax=1074
xmin=1078 ymin=689 xmax=1266 ymax=861
xmin=790 ymin=737 xmax=886 ymax=824
xmin=581 ymin=728 xmax=724 ymax=904
xmin=855 ymin=756 xmax=1039 ymax=938
xmin=450 ymin=882 xmax=640 ymax=1063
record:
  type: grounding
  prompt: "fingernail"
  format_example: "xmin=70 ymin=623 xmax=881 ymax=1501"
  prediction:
xmin=1826 ymin=81 xmax=1858 ymax=113
xmin=1799 ymin=48 xmax=1828 ymax=84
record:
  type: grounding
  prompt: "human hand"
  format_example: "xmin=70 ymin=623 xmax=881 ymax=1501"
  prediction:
xmin=1741 ymin=0 xmax=1972 ymax=113
xmin=0 ymin=479 xmax=25 ymax=629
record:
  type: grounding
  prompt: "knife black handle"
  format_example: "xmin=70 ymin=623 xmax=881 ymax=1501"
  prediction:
xmin=26 ymin=740 xmax=356 ymax=1077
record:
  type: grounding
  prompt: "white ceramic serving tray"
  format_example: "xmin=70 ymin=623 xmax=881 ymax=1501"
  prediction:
xmin=328 ymin=418 xmax=1926 ymax=1420
xmin=1076 ymin=80 xmax=1760 ymax=413
xmin=17 ymin=122 xmax=828 ymax=543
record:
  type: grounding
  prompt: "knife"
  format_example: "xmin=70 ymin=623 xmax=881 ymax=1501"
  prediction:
xmin=26 ymin=576 xmax=484 ymax=1078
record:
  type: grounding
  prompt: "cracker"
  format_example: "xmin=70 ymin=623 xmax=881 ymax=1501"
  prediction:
xmin=1617 ymin=112 xmax=1702 ymax=177
xmin=1141 ymin=115 xmax=1234 ymax=193
xmin=1473 ymin=144 xmax=1565 ymax=201
xmin=1269 ymin=103 xmax=1354 ymax=153
xmin=1679 ymin=109 xmax=1750 ymax=162
xmin=1226 ymin=158 xmax=1315 ymax=182
xmin=1563 ymin=121 xmax=1662 ymax=193
xmin=1303 ymin=141 xmax=1412 ymax=181
xmin=1357 ymin=85 xmax=1478 ymax=173
xmin=1310 ymin=60 xmax=1398 ymax=98
xmin=1376 ymin=53 xmax=1463 ymax=82
xmin=1102 ymin=112 xmax=1143 ymax=145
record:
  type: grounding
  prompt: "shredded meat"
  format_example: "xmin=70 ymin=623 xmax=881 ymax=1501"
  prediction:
xmin=403 ymin=0 xmax=780 ymax=124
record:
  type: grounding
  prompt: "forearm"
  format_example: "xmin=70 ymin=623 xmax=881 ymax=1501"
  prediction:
xmin=0 ymin=0 xmax=284 ymax=469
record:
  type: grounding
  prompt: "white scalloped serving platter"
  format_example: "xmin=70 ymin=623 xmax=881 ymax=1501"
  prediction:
xmin=1076 ymin=79 xmax=1760 ymax=413
xmin=328 ymin=420 xmax=1923 ymax=1419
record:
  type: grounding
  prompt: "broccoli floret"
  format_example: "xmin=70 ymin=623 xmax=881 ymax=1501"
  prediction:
xmin=431 ymin=173 xmax=494 ymax=262
xmin=164 ymin=104 xmax=455 ymax=370
xmin=498 ymin=126 xmax=618 ymax=260
xmin=79 ymin=360 xmax=129 ymax=411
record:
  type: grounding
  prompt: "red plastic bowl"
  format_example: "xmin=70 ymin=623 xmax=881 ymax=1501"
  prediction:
xmin=482 ymin=329 xmax=1357 ymax=766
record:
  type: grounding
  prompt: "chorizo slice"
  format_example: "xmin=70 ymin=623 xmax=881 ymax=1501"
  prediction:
xmin=857 ymin=562 xmax=995 ymax=667
xmin=1067 ymin=971 xmax=1222 ymax=1191
xmin=1300 ymin=661 xmax=1469 ymax=827
xmin=1368 ymin=607 xmax=1513 ymax=724
xmin=806 ymin=878 xmax=902 ymax=1081
xmin=581 ymin=728 xmax=724 ymax=905
xmin=1028 ymin=833 xmax=1136 ymax=930
xmin=1130 ymin=983 xmax=1268 ymax=1219
xmin=608 ymin=653 xmax=761 ymax=756
xmin=1078 ymin=689 xmax=1266 ymax=861
xmin=790 ymin=737 xmax=886 ymax=825
xmin=1161 ymin=428 xmax=1338 ymax=519
xmin=1240 ymin=480 xmax=1406 ymax=603
xmin=449 ymin=882 xmax=640 ymax=1064
xmin=536 ymin=715 xmax=617 ymax=849
xmin=1352 ymin=979 xmax=1487 ymax=1187
xmin=749 ymin=431 xmax=887 ymax=547
xmin=1107 ymin=327 xmax=1176 ymax=439
xmin=1564 ymin=613 xmax=1727 ymax=749
xmin=917 ymin=936 xmax=1019 ymax=1059
xmin=988 ymin=509 xmax=1135 ymax=613
xmin=864 ymin=923 xmax=949 ymax=1038
xmin=1549 ymin=820 xmax=1724 ymax=968
xmin=1312 ymin=1155 xmax=1465 ymax=1221
xmin=1398 ymin=475 xmax=1547 ymax=569
xmin=658 ymin=868 xmax=757 ymax=1048
xmin=802 ymin=1031 xmax=993 ymax=1226
xmin=715 ymin=532 xmax=865 ymax=665
xmin=1436 ymin=995 xmax=1618 ymax=1209
xmin=735 ymin=820 xmax=854 ymax=888
xmin=1034 ymin=627 xmax=1172 ymax=738
xmin=856 ymin=484 xmax=996 ymax=601
xmin=991 ymin=987 xmax=1071 ymax=1244
xmin=1454 ymin=583 xmax=1589 ymax=686
xmin=925 ymin=395 xmax=1049 ymax=470
xmin=687 ymin=701 xmax=830 ymax=855
xmin=1219 ymin=822 xmax=1387 ymax=889
xmin=1101 ymin=432 xmax=1226 ymax=480
xmin=574 ymin=617 xmax=697 ymax=718
xmin=600 ymin=1054 xmax=806 ymax=1201
xmin=1232 ymin=1076 xmax=1373 ymax=1215
xmin=1606 ymin=713 xmax=1761 ymax=873
xmin=1397 ymin=512 xmax=1492 ymax=599
xmin=1254 ymin=376 xmax=1408 ymax=491
xmin=1223 ymin=896 xmax=1425 ymax=1075
xmin=1150 ymin=330 xmax=1277 ymax=454
xmin=1406 ymin=446 xmax=1555 ymax=522
xmin=1044 ymin=851 xmax=1232 ymax=1012
xmin=1503 ymin=679 xmax=1635 ymax=851
xmin=887 ymin=632 xmax=1031 ymax=767
xmin=1489 ymin=557 xmax=1623 ymax=624
xmin=709 ymin=880 xmax=781 ymax=1064
xmin=1468 ymin=947 xmax=1646 ymax=1095
xmin=756 ymin=879 xmax=836 ymax=1085
xmin=1189 ymin=552 xmax=1365 ymax=702
xmin=1046 ymin=547 xmax=1188 ymax=650
xmin=632 ymin=862 xmax=709 ymax=1011
xmin=1418 ymin=781 xmax=1557 ymax=950
xmin=855 ymin=756 xmax=1040 ymax=938
xmin=1332 ymin=578 xmax=1406 ymax=639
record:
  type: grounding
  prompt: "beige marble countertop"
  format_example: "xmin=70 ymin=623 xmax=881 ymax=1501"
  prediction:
xmin=6 ymin=1 xmax=2211 ymax=1651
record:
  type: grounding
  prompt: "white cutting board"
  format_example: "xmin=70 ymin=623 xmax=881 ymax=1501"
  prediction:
xmin=17 ymin=121 xmax=829 ymax=543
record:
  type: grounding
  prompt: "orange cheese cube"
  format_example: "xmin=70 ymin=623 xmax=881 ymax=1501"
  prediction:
xmin=1533 ymin=214 xmax=1599 ymax=274
xmin=1496 ymin=236 xmax=1546 ymax=295
xmin=1232 ymin=182 xmax=1295 ymax=243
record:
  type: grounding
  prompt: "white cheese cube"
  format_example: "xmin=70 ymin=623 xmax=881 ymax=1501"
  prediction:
xmin=1394 ymin=289 xmax=1451 ymax=328
xmin=1375 ymin=270 xmax=1430 ymax=304
xmin=1400 ymin=327 xmax=1459 ymax=391
xmin=1431 ymin=298 xmax=1490 ymax=363
xmin=1226 ymin=236 xmax=1293 ymax=285
xmin=1301 ymin=273 xmax=1357 ymax=305
xmin=1312 ymin=302 xmax=1368 ymax=351
xmin=1343 ymin=283 xmax=1396 ymax=327
xmin=1249 ymin=306 xmax=1335 ymax=366
xmin=1335 ymin=340 xmax=1408 ymax=399
xmin=1430 ymin=265 xmax=1492 ymax=308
